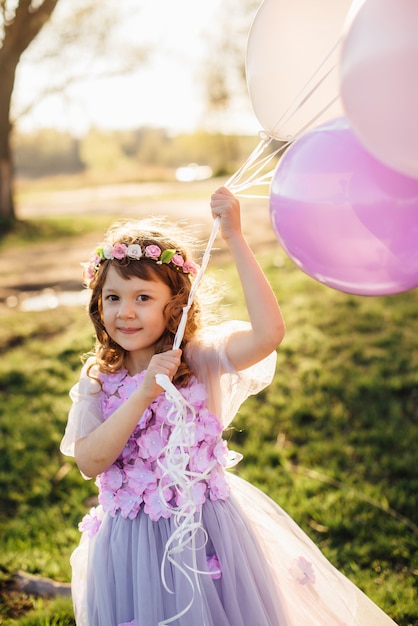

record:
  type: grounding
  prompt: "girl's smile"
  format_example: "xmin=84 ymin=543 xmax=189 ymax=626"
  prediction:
xmin=102 ymin=265 xmax=172 ymax=371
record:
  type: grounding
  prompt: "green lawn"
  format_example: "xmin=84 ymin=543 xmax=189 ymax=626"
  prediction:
xmin=0 ymin=230 xmax=417 ymax=624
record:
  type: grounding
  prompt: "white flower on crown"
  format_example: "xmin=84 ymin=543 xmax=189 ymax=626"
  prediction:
xmin=127 ymin=244 xmax=143 ymax=259
xmin=103 ymin=243 xmax=114 ymax=259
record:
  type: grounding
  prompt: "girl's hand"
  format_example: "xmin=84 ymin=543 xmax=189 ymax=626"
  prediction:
xmin=210 ymin=186 xmax=242 ymax=241
xmin=141 ymin=349 xmax=182 ymax=401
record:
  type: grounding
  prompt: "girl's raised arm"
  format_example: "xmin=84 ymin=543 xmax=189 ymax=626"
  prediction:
xmin=210 ymin=186 xmax=285 ymax=371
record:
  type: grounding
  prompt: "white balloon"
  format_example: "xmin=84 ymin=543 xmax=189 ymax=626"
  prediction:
xmin=344 ymin=0 xmax=366 ymax=29
xmin=246 ymin=0 xmax=355 ymax=140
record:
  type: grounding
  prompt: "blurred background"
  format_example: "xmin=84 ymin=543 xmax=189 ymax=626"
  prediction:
xmin=0 ymin=2 xmax=417 ymax=625
xmin=1 ymin=0 xmax=263 ymax=225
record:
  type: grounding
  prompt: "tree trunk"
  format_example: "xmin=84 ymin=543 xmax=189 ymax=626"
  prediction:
xmin=0 ymin=40 xmax=19 ymax=227
xmin=0 ymin=0 xmax=60 ymax=228
xmin=0 ymin=54 xmax=17 ymax=226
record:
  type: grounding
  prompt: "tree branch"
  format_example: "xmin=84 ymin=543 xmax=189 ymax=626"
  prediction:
xmin=2 ymin=0 xmax=59 ymax=60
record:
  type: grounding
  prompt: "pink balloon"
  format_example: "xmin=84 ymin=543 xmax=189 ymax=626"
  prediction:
xmin=340 ymin=0 xmax=418 ymax=179
xmin=269 ymin=118 xmax=418 ymax=295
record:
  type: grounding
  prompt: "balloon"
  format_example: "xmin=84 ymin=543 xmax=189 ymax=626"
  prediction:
xmin=246 ymin=0 xmax=357 ymax=140
xmin=343 ymin=0 xmax=365 ymax=28
xmin=340 ymin=0 xmax=418 ymax=179
xmin=269 ymin=117 xmax=418 ymax=296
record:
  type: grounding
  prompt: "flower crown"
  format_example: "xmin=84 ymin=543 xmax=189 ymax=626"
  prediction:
xmin=83 ymin=242 xmax=200 ymax=286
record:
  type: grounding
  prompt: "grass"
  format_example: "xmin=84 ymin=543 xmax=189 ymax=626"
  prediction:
xmin=0 ymin=216 xmax=109 ymax=248
xmin=0 ymin=225 xmax=417 ymax=624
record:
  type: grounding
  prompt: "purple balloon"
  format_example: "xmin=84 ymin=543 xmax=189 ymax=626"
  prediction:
xmin=269 ymin=117 xmax=418 ymax=295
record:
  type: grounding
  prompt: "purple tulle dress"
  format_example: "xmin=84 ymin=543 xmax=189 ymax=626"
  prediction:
xmin=61 ymin=321 xmax=397 ymax=626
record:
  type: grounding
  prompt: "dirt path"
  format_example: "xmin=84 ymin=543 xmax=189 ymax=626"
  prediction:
xmin=0 ymin=180 xmax=279 ymax=306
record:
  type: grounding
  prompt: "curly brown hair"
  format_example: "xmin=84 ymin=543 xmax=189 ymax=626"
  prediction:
xmin=87 ymin=218 xmax=204 ymax=387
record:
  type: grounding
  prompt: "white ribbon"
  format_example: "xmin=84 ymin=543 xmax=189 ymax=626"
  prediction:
xmin=155 ymin=373 xmax=220 ymax=626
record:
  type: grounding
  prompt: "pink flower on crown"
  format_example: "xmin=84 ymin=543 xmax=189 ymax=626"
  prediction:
xmin=112 ymin=243 xmax=128 ymax=259
xmin=145 ymin=244 xmax=161 ymax=259
xmin=90 ymin=252 xmax=102 ymax=267
xmin=183 ymin=260 xmax=199 ymax=276
xmin=84 ymin=266 xmax=95 ymax=282
xmin=171 ymin=253 xmax=184 ymax=268
xmin=127 ymin=244 xmax=142 ymax=259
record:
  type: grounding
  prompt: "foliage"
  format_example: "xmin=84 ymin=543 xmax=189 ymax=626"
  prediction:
xmin=13 ymin=131 xmax=84 ymax=178
xmin=0 ymin=234 xmax=417 ymax=624
xmin=14 ymin=127 xmax=260 ymax=180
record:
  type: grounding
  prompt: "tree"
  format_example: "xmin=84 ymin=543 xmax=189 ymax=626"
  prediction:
xmin=0 ymin=0 xmax=59 ymax=226
xmin=0 ymin=0 xmax=147 ymax=228
xmin=203 ymin=0 xmax=261 ymax=131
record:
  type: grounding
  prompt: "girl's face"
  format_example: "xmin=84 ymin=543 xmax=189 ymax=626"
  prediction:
xmin=101 ymin=265 xmax=172 ymax=372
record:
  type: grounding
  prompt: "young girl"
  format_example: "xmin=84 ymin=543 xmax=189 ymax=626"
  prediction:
xmin=61 ymin=187 xmax=397 ymax=626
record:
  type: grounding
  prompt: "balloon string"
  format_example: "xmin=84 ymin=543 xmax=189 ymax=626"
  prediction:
xmin=173 ymin=216 xmax=221 ymax=350
xmin=171 ymin=33 xmax=346 ymax=329
xmin=273 ymin=63 xmax=336 ymax=137
xmin=229 ymin=94 xmax=340 ymax=198
xmin=269 ymin=36 xmax=342 ymax=139
xmin=225 ymin=34 xmax=344 ymax=194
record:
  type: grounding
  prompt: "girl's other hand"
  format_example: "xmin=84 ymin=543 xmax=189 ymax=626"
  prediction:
xmin=141 ymin=349 xmax=182 ymax=401
xmin=210 ymin=186 xmax=242 ymax=241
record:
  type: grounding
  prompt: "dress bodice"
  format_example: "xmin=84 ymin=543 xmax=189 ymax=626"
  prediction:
xmin=92 ymin=370 xmax=231 ymax=523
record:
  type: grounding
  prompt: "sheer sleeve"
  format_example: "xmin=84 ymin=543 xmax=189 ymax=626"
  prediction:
xmin=60 ymin=357 xmax=103 ymax=458
xmin=185 ymin=320 xmax=277 ymax=429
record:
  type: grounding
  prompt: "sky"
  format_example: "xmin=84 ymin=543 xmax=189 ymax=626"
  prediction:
xmin=13 ymin=0 xmax=260 ymax=137
xmin=12 ymin=0 xmax=358 ymax=138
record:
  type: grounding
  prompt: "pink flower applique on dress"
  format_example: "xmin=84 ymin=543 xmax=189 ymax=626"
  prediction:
xmin=175 ymin=481 xmax=207 ymax=510
xmin=206 ymin=554 xmax=222 ymax=579
xmin=88 ymin=374 xmax=232 ymax=526
xmin=100 ymin=464 xmax=124 ymax=491
xmin=208 ymin=466 xmax=230 ymax=501
xmin=114 ymin=487 xmax=142 ymax=520
xmin=124 ymin=458 xmax=157 ymax=495
xmin=143 ymin=487 xmax=173 ymax=521
xmin=137 ymin=426 xmax=168 ymax=460
xmin=97 ymin=487 xmax=118 ymax=517
xmin=180 ymin=380 xmax=208 ymax=409
xmin=289 ymin=556 xmax=316 ymax=585
xmin=78 ymin=507 xmax=103 ymax=539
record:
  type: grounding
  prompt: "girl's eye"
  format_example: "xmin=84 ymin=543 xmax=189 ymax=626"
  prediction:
xmin=137 ymin=295 xmax=150 ymax=302
xmin=105 ymin=294 xmax=119 ymax=302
